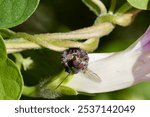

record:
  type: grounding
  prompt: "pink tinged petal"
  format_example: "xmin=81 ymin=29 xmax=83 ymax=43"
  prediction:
xmin=131 ymin=26 xmax=150 ymax=83
xmin=141 ymin=26 xmax=150 ymax=49
xmin=128 ymin=26 xmax=150 ymax=52
xmin=66 ymin=26 xmax=150 ymax=93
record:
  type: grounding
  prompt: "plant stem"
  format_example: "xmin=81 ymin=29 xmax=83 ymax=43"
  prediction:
xmin=108 ymin=0 xmax=116 ymax=14
xmin=116 ymin=2 xmax=132 ymax=15
xmin=5 ymin=39 xmax=41 ymax=54
xmin=35 ymin=23 xmax=114 ymax=40
xmin=23 ymin=86 xmax=39 ymax=97
xmin=91 ymin=0 xmax=107 ymax=14
xmin=5 ymin=22 xmax=114 ymax=53
xmin=82 ymin=0 xmax=107 ymax=15
xmin=3 ymin=8 xmax=140 ymax=54
xmin=0 ymin=29 xmax=16 ymax=38
xmin=5 ymin=37 xmax=100 ymax=53
xmin=16 ymin=33 xmax=67 ymax=52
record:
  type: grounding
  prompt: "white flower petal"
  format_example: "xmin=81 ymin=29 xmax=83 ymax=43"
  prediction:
xmin=67 ymin=52 xmax=137 ymax=93
xmin=67 ymin=26 xmax=150 ymax=93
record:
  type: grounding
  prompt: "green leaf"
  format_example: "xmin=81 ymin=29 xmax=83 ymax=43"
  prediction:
xmin=0 ymin=35 xmax=7 ymax=62
xmin=127 ymin=0 xmax=150 ymax=10
xmin=0 ymin=0 xmax=40 ymax=28
xmin=0 ymin=35 xmax=23 ymax=99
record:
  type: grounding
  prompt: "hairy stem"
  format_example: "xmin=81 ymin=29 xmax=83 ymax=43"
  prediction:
xmin=35 ymin=23 xmax=114 ymax=40
xmin=16 ymin=33 xmax=67 ymax=52
xmin=5 ymin=37 xmax=100 ymax=53
xmin=5 ymin=22 xmax=114 ymax=53
xmin=4 ymin=8 xmax=140 ymax=54
xmin=5 ymin=39 xmax=41 ymax=54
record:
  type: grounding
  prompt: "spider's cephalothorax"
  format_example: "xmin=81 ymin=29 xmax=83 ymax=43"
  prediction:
xmin=61 ymin=48 xmax=89 ymax=74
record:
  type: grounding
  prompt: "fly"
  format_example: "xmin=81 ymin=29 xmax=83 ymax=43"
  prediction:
xmin=56 ymin=48 xmax=101 ymax=89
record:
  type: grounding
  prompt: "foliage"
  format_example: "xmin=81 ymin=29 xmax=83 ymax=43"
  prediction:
xmin=0 ymin=0 xmax=40 ymax=28
xmin=0 ymin=0 xmax=150 ymax=99
xmin=127 ymin=0 xmax=150 ymax=10
xmin=0 ymin=36 xmax=23 ymax=99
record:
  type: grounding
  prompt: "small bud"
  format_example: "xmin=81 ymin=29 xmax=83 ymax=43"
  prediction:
xmin=114 ymin=14 xmax=133 ymax=26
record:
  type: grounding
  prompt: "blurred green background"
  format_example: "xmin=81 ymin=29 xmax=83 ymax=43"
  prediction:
xmin=12 ymin=0 xmax=150 ymax=100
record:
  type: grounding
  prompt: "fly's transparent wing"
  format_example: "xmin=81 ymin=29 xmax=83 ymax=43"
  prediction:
xmin=81 ymin=68 xmax=101 ymax=82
